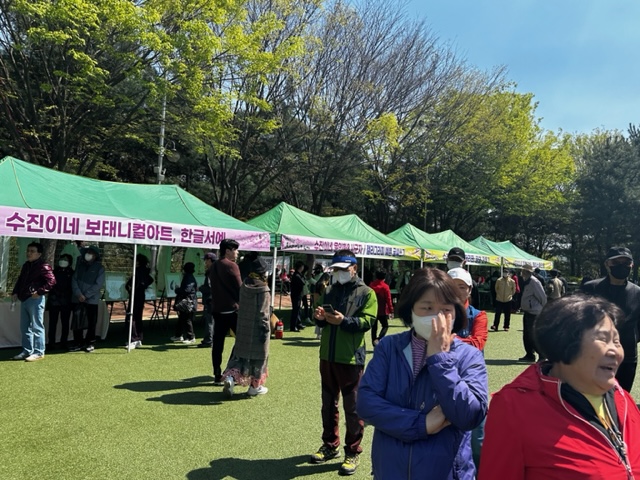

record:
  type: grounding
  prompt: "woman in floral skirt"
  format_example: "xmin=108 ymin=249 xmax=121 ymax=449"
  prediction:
xmin=222 ymin=252 xmax=271 ymax=397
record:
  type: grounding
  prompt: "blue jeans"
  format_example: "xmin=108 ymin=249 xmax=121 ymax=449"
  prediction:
xmin=20 ymin=295 xmax=46 ymax=356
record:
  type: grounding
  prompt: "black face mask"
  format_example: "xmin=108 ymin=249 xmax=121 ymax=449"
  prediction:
xmin=609 ymin=264 xmax=631 ymax=280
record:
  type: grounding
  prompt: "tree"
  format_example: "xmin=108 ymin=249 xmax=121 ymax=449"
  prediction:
xmin=0 ymin=0 xmax=166 ymax=172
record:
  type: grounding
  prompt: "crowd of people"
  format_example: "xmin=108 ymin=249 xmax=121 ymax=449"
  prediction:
xmin=8 ymin=239 xmax=640 ymax=478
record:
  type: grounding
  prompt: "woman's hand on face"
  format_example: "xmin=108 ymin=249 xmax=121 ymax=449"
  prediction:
xmin=426 ymin=311 xmax=453 ymax=357
xmin=425 ymin=405 xmax=451 ymax=435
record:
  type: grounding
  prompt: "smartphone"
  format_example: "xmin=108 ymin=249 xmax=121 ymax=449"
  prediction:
xmin=322 ymin=304 xmax=335 ymax=314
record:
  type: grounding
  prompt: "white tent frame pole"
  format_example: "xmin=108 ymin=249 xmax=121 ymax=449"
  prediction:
xmin=420 ymin=249 xmax=424 ymax=268
xmin=126 ymin=243 xmax=138 ymax=352
xmin=270 ymin=238 xmax=278 ymax=309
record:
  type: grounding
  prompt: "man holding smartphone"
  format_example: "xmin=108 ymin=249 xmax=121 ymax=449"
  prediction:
xmin=308 ymin=249 xmax=377 ymax=476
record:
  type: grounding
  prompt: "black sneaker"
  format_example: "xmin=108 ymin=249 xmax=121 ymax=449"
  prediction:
xmin=213 ymin=376 xmax=225 ymax=386
xmin=339 ymin=453 xmax=360 ymax=475
xmin=518 ymin=355 xmax=535 ymax=362
xmin=309 ymin=445 xmax=340 ymax=464
xmin=68 ymin=345 xmax=82 ymax=352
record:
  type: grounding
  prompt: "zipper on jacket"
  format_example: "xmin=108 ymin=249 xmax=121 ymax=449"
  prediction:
xmin=556 ymin=382 xmax=635 ymax=479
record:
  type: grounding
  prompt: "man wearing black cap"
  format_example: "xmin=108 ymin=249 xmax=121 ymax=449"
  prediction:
xmin=210 ymin=239 xmax=242 ymax=385
xmin=446 ymin=247 xmax=480 ymax=308
xmin=581 ymin=246 xmax=640 ymax=392
xmin=309 ymin=249 xmax=377 ymax=476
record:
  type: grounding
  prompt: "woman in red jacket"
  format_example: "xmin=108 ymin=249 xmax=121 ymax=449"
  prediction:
xmin=479 ymin=294 xmax=640 ymax=479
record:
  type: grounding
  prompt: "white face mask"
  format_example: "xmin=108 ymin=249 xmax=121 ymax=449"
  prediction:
xmin=335 ymin=270 xmax=353 ymax=285
xmin=59 ymin=260 xmax=69 ymax=268
xmin=412 ymin=312 xmax=437 ymax=340
xmin=84 ymin=253 xmax=94 ymax=262
xmin=447 ymin=261 xmax=463 ymax=270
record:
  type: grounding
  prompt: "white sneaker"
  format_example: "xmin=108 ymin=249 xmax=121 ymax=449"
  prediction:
xmin=182 ymin=338 xmax=196 ymax=345
xmin=223 ymin=376 xmax=235 ymax=398
xmin=12 ymin=352 xmax=28 ymax=360
xmin=134 ymin=340 xmax=142 ymax=348
xmin=247 ymin=385 xmax=268 ymax=396
xmin=125 ymin=342 xmax=139 ymax=350
xmin=25 ymin=354 xmax=44 ymax=362
xmin=170 ymin=336 xmax=183 ymax=342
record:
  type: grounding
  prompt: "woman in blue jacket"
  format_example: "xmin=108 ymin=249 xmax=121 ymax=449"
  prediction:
xmin=357 ymin=268 xmax=488 ymax=479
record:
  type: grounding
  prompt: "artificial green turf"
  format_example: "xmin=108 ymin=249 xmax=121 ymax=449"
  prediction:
xmin=1 ymin=313 xmax=638 ymax=479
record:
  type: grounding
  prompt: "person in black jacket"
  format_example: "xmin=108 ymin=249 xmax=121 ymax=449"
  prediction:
xmin=581 ymin=246 xmax=640 ymax=392
xmin=48 ymin=253 xmax=74 ymax=350
xmin=197 ymin=252 xmax=217 ymax=348
xmin=125 ymin=254 xmax=154 ymax=349
xmin=170 ymin=262 xmax=198 ymax=345
xmin=289 ymin=261 xmax=306 ymax=332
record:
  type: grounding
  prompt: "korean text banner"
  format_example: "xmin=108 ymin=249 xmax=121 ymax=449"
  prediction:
xmin=0 ymin=206 xmax=271 ymax=251
xmin=280 ymin=234 xmax=420 ymax=260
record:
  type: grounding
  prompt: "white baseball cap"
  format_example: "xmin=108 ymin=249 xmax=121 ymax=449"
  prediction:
xmin=447 ymin=267 xmax=472 ymax=286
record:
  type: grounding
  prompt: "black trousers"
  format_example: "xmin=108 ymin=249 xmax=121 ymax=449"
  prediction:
xmin=371 ymin=315 xmax=389 ymax=343
xmin=127 ymin=300 xmax=145 ymax=342
xmin=616 ymin=362 xmax=637 ymax=392
xmin=73 ymin=303 xmax=99 ymax=345
xmin=174 ymin=310 xmax=195 ymax=340
xmin=290 ymin=294 xmax=302 ymax=331
xmin=211 ymin=311 xmax=238 ymax=379
xmin=48 ymin=305 xmax=71 ymax=346
xmin=493 ymin=301 xmax=512 ymax=329
xmin=522 ymin=312 xmax=538 ymax=357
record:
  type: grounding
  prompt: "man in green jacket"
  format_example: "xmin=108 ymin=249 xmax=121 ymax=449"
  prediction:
xmin=309 ymin=249 xmax=377 ymax=476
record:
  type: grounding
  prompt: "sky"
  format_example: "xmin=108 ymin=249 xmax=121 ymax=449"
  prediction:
xmin=404 ymin=0 xmax=640 ymax=134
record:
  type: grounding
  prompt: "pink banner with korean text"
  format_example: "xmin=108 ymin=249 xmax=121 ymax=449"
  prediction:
xmin=0 ymin=206 xmax=271 ymax=251
xmin=280 ymin=234 xmax=421 ymax=260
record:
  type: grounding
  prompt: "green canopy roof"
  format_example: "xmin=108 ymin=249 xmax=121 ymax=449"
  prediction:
xmin=247 ymin=202 xmax=420 ymax=259
xmin=426 ymin=230 xmax=501 ymax=266
xmin=324 ymin=214 xmax=420 ymax=259
xmin=470 ymin=236 xmax=553 ymax=270
xmin=0 ymin=156 xmax=270 ymax=250
xmin=387 ymin=224 xmax=451 ymax=262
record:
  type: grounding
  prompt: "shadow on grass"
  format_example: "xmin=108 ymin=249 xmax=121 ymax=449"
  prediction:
xmin=484 ymin=359 xmax=522 ymax=366
xmin=149 ymin=344 xmax=199 ymax=352
xmin=114 ymin=375 xmax=212 ymax=392
xmin=281 ymin=338 xmax=320 ymax=348
xmin=146 ymin=390 xmax=260 ymax=406
xmin=146 ymin=390 xmax=230 ymax=406
xmin=187 ymin=455 xmax=342 ymax=480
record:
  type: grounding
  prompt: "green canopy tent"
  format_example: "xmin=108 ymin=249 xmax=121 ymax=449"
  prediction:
xmin=247 ymin=202 xmax=420 ymax=306
xmin=323 ymin=214 xmax=421 ymax=261
xmin=470 ymin=236 xmax=553 ymax=270
xmin=387 ymin=223 xmax=451 ymax=265
xmin=0 ymin=156 xmax=270 ymax=250
xmin=0 ymin=156 xmax=270 ymax=349
xmin=428 ymin=230 xmax=501 ymax=266
xmin=248 ymin=203 xmax=419 ymax=259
